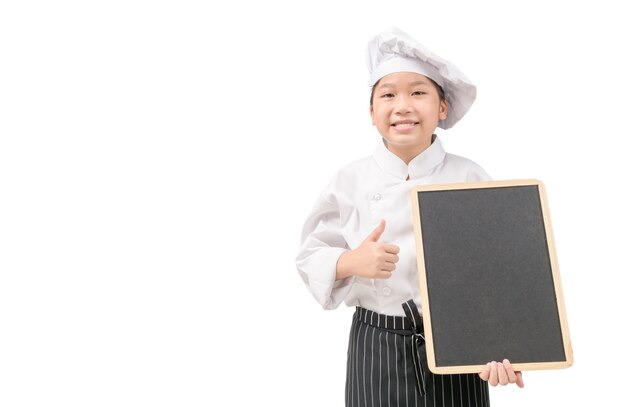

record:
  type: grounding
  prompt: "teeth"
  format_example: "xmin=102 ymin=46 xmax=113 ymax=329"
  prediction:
xmin=394 ymin=122 xmax=416 ymax=128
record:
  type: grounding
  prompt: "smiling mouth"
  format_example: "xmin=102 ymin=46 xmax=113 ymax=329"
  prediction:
xmin=392 ymin=121 xmax=418 ymax=128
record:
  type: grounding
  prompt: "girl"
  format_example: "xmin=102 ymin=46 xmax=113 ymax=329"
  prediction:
xmin=296 ymin=27 xmax=523 ymax=406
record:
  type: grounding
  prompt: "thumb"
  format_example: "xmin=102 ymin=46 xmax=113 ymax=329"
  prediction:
xmin=366 ymin=219 xmax=386 ymax=242
xmin=516 ymin=371 xmax=524 ymax=388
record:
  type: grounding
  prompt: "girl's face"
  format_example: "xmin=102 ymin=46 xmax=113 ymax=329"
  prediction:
xmin=370 ymin=72 xmax=448 ymax=164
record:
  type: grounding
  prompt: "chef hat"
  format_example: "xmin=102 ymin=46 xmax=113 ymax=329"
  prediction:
xmin=366 ymin=27 xmax=476 ymax=129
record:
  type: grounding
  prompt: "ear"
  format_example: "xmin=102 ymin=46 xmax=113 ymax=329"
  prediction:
xmin=439 ymin=99 xmax=448 ymax=121
xmin=369 ymin=105 xmax=375 ymax=125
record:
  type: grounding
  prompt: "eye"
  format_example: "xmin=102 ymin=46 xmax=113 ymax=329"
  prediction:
xmin=380 ymin=93 xmax=394 ymax=98
xmin=412 ymin=91 xmax=426 ymax=96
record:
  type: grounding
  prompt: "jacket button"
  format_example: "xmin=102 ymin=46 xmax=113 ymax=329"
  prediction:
xmin=382 ymin=286 xmax=392 ymax=296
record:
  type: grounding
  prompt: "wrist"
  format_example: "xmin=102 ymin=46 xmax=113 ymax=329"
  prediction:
xmin=335 ymin=250 xmax=354 ymax=281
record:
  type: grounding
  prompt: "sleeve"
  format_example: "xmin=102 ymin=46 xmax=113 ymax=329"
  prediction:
xmin=466 ymin=161 xmax=492 ymax=182
xmin=295 ymin=183 xmax=354 ymax=310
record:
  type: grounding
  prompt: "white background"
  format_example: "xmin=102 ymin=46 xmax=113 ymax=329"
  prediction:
xmin=1 ymin=0 xmax=624 ymax=405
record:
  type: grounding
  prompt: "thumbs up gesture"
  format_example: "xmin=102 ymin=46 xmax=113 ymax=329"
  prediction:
xmin=336 ymin=220 xmax=400 ymax=280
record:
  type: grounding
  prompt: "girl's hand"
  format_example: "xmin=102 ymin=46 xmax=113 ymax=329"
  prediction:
xmin=336 ymin=220 xmax=400 ymax=280
xmin=479 ymin=359 xmax=524 ymax=388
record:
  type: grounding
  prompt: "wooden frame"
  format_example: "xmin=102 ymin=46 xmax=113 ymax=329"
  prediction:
xmin=411 ymin=179 xmax=573 ymax=374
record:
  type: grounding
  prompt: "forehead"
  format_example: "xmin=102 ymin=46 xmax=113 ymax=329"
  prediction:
xmin=376 ymin=72 xmax=435 ymax=89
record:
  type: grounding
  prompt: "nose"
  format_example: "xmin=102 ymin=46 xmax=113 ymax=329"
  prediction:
xmin=393 ymin=94 xmax=413 ymax=115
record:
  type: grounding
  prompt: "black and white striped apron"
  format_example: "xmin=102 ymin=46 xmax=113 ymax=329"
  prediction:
xmin=346 ymin=300 xmax=490 ymax=407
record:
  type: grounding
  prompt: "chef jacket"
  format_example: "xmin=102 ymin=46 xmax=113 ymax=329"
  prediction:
xmin=296 ymin=136 xmax=490 ymax=316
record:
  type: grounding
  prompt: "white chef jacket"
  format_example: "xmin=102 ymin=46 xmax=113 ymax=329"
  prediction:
xmin=296 ymin=136 xmax=491 ymax=316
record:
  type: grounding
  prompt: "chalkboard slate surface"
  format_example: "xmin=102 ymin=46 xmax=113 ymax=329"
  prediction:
xmin=411 ymin=180 xmax=573 ymax=374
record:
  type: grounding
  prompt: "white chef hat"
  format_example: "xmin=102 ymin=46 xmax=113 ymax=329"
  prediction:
xmin=366 ymin=27 xmax=476 ymax=129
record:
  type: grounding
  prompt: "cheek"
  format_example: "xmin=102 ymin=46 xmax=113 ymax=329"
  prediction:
xmin=371 ymin=107 xmax=384 ymax=124
xmin=425 ymin=102 xmax=444 ymax=120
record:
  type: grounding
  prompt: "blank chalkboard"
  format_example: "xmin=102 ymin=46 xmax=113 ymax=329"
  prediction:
xmin=411 ymin=179 xmax=573 ymax=374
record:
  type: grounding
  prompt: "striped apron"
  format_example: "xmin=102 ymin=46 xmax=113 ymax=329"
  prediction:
xmin=345 ymin=300 xmax=490 ymax=407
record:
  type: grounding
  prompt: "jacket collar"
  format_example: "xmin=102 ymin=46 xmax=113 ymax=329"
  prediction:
xmin=372 ymin=135 xmax=446 ymax=181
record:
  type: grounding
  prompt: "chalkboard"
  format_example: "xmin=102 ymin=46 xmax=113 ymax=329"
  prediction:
xmin=411 ymin=179 xmax=573 ymax=374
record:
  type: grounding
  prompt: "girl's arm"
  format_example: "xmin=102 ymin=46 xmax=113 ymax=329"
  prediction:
xmin=295 ymin=189 xmax=352 ymax=310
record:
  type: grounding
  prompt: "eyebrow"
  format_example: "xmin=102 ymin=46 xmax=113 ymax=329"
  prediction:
xmin=378 ymin=80 xmax=430 ymax=89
